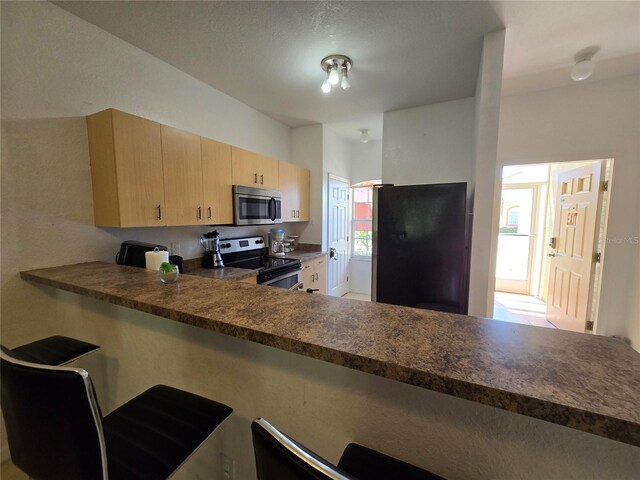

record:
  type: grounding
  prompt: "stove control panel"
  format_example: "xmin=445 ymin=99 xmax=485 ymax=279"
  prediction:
xmin=219 ymin=236 xmax=265 ymax=254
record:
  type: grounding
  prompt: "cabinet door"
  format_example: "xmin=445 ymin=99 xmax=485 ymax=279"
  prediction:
xmin=301 ymin=260 xmax=315 ymax=290
xmin=161 ymin=125 xmax=204 ymax=226
xmin=279 ymin=162 xmax=310 ymax=222
xmin=297 ymin=166 xmax=310 ymax=221
xmin=232 ymin=147 xmax=279 ymax=190
xmin=111 ymin=110 xmax=166 ymax=227
xmin=279 ymin=161 xmax=297 ymax=222
xmin=315 ymin=256 xmax=327 ymax=294
xmin=231 ymin=147 xmax=261 ymax=187
xmin=259 ymin=154 xmax=280 ymax=190
xmin=201 ymin=138 xmax=233 ymax=224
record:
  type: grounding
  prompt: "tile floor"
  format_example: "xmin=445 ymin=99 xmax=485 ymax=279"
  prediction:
xmin=493 ymin=292 xmax=557 ymax=329
xmin=342 ymin=292 xmax=371 ymax=301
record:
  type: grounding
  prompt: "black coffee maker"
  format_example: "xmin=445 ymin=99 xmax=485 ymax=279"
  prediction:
xmin=201 ymin=231 xmax=224 ymax=268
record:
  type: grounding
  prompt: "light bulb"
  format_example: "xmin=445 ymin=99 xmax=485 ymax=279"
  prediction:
xmin=340 ymin=69 xmax=351 ymax=90
xmin=328 ymin=65 xmax=340 ymax=85
xmin=571 ymin=58 xmax=594 ymax=81
xmin=321 ymin=77 xmax=332 ymax=93
xmin=360 ymin=129 xmax=369 ymax=144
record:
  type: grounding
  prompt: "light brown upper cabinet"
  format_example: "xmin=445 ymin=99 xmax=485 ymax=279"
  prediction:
xmin=279 ymin=161 xmax=310 ymax=222
xmin=231 ymin=147 xmax=279 ymax=190
xmin=87 ymin=109 xmax=277 ymax=227
xmin=161 ymin=125 xmax=204 ymax=226
xmin=201 ymin=137 xmax=233 ymax=224
xmin=87 ymin=109 xmax=166 ymax=227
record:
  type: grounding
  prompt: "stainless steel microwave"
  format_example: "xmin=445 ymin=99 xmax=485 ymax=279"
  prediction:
xmin=233 ymin=185 xmax=282 ymax=225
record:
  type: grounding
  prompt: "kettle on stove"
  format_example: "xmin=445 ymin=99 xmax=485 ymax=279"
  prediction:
xmin=201 ymin=231 xmax=224 ymax=268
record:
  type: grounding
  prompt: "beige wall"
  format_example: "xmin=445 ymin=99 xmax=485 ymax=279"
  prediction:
xmin=498 ymin=74 xmax=640 ymax=349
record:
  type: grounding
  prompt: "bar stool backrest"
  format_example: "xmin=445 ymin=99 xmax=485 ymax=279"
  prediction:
xmin=0 ymin=349 xmax=108 ymax=480
xmin=251 ymin=418 xmax=357 ymax=480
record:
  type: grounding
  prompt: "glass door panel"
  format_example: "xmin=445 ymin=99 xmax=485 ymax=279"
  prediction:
xmin=496 ymin=187 xmax=536 ymax=294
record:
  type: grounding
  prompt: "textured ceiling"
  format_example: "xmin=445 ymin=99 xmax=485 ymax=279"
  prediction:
xmin=54 ymin=1 xmax=640 ymax=142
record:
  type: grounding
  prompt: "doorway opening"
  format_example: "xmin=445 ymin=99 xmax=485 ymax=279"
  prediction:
xmin=493 ymin=159 xmax=613 ymax=333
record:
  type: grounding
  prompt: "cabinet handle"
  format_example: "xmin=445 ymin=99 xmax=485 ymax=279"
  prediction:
xmin=197 ymin=206 xmax=202 ymax=219
xmin=157 ymin=205 xmax=162 ymax=220
xmin=207 ymin=206 xmax=212 ymax=219
xmin=254 ymin=173 xmax=258 ymax=184
xmin=260 ymin=174 xmax=264 ymax=185
xmin=296 ymin=210 xmax=299 ymax=218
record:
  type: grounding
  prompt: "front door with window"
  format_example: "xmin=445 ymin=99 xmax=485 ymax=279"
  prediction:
xmin=327 ymin=174 xmax=350 ymax=297
xmin=546 ymin=162 xmax=602 ymax=332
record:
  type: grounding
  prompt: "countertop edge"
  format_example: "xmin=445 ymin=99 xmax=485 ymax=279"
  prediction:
xmin=19 ymin=266 xmax=640 ymax=447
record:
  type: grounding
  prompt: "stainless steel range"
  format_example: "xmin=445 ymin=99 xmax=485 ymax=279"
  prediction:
xmin=219 ymin=236 xmax=302 ymax=290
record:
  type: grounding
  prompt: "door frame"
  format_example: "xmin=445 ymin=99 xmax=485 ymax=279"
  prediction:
xmin=327 ymin=173 xmax=351 ymax=296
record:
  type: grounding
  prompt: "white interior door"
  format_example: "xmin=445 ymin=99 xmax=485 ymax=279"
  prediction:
xmin=328 ymin=174 xmax=350 ymax=297
xmin=546 ymin=162 xmax=602 ymax=332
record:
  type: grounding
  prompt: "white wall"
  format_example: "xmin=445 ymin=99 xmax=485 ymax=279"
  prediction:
xmin=468 ymin=30 xmax=506 ymax=317
xmin=0 ymin=1 xmax=291 ymax=460
xmin=498 ymin=74 xmax=640 ymax=349
xmin=322 ymin=128 xmax=352 ymax=251
xmin=382 ymin=97 xmax=476 ymax=187
xmin=351 ymin=140 xmax=382 ymax=185
xmin=1 ymin=2 xmax=291 ymax=263
xmin=290 ymin=125 xmax=324 ymax=245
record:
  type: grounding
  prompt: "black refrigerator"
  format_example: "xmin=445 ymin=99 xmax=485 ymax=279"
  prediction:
xmin=372 ymin=183 xmax=471 ymax=314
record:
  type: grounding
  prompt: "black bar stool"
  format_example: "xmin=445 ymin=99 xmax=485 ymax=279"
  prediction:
xmin=1 ymin=349 xmax=233 ymax=479
xmin=1 ymin=335 xmax=99 ymax=365
xmin=251 ymin=418 xmax=445 ymax=480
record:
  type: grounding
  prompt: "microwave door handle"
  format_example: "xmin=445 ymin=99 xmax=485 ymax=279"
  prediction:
xmin=268 ymin=197 xmax=276 ymax=221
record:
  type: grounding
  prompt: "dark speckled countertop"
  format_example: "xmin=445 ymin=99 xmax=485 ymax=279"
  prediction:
xmin=21 ymin=262 xmax=640 ymax=446
xmin=182 ymin=251 xmax=326 ymax=281
xmin=283 ymin=251 xmax=327 ymax=262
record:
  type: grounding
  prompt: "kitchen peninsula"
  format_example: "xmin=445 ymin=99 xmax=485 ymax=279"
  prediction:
xmin=21 ymin=262 xmax=640 ymax=448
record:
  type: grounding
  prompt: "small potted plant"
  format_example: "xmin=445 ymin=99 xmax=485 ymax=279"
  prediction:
xmin=159 ymin=262 xmax=179 ymax=284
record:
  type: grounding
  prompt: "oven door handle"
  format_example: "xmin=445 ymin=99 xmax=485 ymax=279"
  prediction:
xmin=268 ymin=197 xmax=276 ymax=221
xmin=288 ymin=281 xmax=304 ymax=291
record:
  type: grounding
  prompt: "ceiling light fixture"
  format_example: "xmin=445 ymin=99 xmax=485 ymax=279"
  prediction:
xmin=360 ymin=129 xmax=369 ymax=144
xmin=320 ymin=54 xmax=352 ymax=94
xmin=571 ymin=56 xmax=595 ymax=81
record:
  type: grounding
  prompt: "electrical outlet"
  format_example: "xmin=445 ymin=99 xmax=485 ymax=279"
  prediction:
xmin=221 ymin=454 xmax=234 ymax=480
xmin=170 ymin=242 xmax=181 ymax=256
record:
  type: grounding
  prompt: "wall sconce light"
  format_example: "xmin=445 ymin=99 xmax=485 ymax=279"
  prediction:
xmin=321 ymin=55 xmax=352 ymax=94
